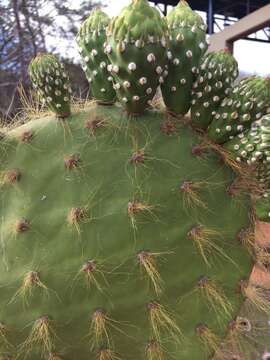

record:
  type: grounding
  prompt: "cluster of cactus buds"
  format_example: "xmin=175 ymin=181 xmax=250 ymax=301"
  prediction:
xmin=28 ymin=54 xmax=72 ymax=117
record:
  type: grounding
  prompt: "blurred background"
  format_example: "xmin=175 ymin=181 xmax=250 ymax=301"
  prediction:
xmin=0 ymin=0 xmax=269 ymax=122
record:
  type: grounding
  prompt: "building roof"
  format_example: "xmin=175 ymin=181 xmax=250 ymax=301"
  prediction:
xmin=151 ymin=0 xmax=270 ymax=19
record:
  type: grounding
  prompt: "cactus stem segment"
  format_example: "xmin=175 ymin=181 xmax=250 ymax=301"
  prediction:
xmin=147 ymin=301 xmax=182 ymax=344
xmin=19 ymin=315 xmax=56 ymax=357
xmin=145 ymin=339 xmax=164 ymax=360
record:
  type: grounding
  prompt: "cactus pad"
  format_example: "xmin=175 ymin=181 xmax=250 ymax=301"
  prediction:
xmin=77 ymin=9 xmax=116 ymax=104
xmin=2 ymin=0 xmax=270 ymax=358
xmin=224 ymin=115 xmax=270 ymax=165
xmin=207 ymin=77 xmax=270 ymax=144
xmin=191 ymin=50 xmax=238 ymax=129
xmin=28 ymin=54 xmax=71 ymax=118
xmin=106 ymin=0 xmax=168 ymax=115
xmin=161 ymin=0 xmax=207 ymax=115
xmin=0 ymin=97 xmax=263 ymax=359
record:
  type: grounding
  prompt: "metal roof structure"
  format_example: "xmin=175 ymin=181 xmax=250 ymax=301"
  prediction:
xmin=151 ymin=0 xmax=270 ymax=18
xmin=150 ymin=0 xmax=270 ymax=42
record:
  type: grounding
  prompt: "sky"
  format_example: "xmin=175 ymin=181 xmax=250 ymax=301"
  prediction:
xmin=102 ymin=0 xmax=270 ymax=76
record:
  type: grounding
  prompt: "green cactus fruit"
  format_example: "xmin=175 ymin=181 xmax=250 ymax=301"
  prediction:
xmin=76 ymin=9 xmax=116 ymax=104
xmin=207 ymin=76 xmax=270 ymax=144
xmin=2 ymin=89 xmax=268 ymax=359
xmin=191 ymin=50 xmax=239 ymax=129
xmin=28 ymin=54 xmax=71 ymax=118
xmin=223 ymin=115 xmax=270 ymax=222
xmin=106 ymin=0 xmax=168 ymax=115
xmin=161 ymin=0 xmax=208 ymax=115
xmin=224 ymin=115 xmax=270 ymax=165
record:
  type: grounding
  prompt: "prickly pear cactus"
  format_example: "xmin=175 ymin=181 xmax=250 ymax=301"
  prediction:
xmin=161 ymin=0 xmax=208 ymax=115
xmin=29 ymin=54 xmax=72 ymax=118
xmin=207 ymin=76 xmax=270 ymax=144
xmin=106 ymin=0 xmax=168 ymax=115
xmin=191 ymin=50 xmax=239 ymax=129
xmin=76 ymin=9 xmax=116 ymax=104
xmin=1 ymin=50 xmax=268 ymax=360
xmin=2 ymin=1 xmax=270 ymax=358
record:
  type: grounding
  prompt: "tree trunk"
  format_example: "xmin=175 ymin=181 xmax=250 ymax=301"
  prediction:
xmin=12 ymin=0 xmax=28 ymax=82
xmin=21 ymin=0 xmax=38 ymax=56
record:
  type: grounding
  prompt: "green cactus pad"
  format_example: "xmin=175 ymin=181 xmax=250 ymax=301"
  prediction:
xmin=207 ymin=77 xmax=270 ymax=144
xmin=0 ymin=101 xmax=260 ymax=360
xmin=191 ymin=50 xmax=238 ymax=129
xmin=77 ymin=9 xmax=116 ymax=104
xmin=28 ymin=54 xmax=71 ymax=118
xmin=161 ymin=0 xmax=208 ymax=115
xmin=224 ymin=115 xmax=270 ymax=165
xmin=223 ymin=115 xmax=270 ymax=222
xmin=106 ymin=0 xmax=168 ymax=115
